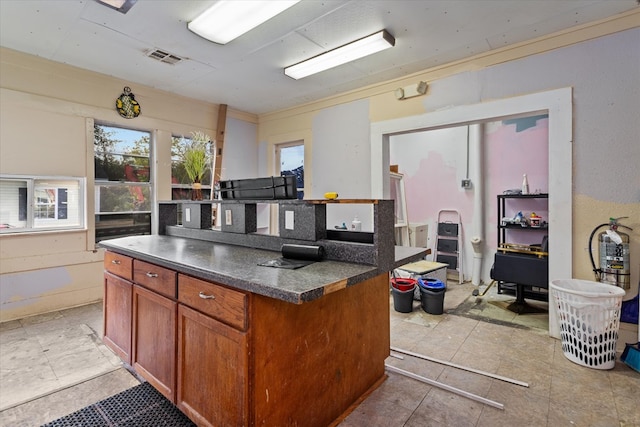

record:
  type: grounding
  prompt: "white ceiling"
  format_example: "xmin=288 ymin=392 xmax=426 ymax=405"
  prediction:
xmin=1 ymin=0 xmax=637 ymax=115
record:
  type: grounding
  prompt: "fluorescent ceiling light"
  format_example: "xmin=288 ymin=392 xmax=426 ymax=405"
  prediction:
xmin=285 ymin=30 xmax=395 ymax=80
xmin=188 ymin=0 xmax=300 ymax=45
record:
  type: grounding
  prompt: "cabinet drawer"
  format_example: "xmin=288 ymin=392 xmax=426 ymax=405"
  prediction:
xmin=133 ymin=260 xmax=177 ymax=299
xmin=104 ymin=251 xmax=133 ymax=280
xmin=178 ymin=275 xmax=247 ymax=331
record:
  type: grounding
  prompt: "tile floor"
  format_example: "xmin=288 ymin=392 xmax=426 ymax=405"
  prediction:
xmin=1 ymin=283 xmax=638 ymax=427
xmin=0 ymin=302 xmax=140 ymax=426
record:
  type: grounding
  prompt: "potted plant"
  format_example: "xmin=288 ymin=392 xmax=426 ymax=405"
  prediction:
xmin=182 ymin=131 xmax=211 ymax=200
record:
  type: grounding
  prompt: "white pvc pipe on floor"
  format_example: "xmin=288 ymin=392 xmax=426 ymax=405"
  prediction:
xmin=385 ymin=364 xmax=504 ymax=410
xmin=390 ymin=346 xmax=529 ymax=387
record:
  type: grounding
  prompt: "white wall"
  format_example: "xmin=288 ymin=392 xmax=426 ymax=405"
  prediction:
xmin=0 ymin=48 xmax=258 ymax=321
xmin=306 ymin=28 xmax=638 ymax=297
xmin=390 ymin=126 xmax=473 ymax=275
xmin=389 ymin=117 xmax=550 ymax=284
xmin=220 ymin=117 xmax=258 ymax=181
xmin=312 ymin=99 xmax=375 ymax=230
xmin=287 ymin=28 xmax=638 ymax=340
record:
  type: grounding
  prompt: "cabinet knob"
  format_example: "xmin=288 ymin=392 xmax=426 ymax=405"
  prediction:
xmin=198 ymin=292 xmax=215 ymax=300
xmin=146 ymin=272 xmax=158 ymax=278
xmin=111 ymin=260 xmax=121 ymax=265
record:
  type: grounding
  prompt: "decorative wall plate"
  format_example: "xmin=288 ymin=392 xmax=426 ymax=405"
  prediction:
xmin=116 ymin=86 xmax=141 ymax=119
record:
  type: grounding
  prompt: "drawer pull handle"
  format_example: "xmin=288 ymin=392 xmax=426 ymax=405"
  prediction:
xmin=199 ymin=292 xmax=215 ymax=300
xmin=111 ymin=260 xmax=121 ymax=265
xmin=146 ymin=272 xmax=159 ymax=278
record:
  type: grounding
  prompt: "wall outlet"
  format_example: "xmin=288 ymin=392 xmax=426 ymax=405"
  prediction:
xmin=461 ymin=179 xmax=472 ymax=189
xmin=285 ymin=210 xmax=294 ymax=230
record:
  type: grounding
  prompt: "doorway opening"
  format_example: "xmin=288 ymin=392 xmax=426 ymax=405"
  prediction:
xmin=371 ymin=88 xmax=572 ymax=337
xmin=276 ymin=142 xmax=304 ymax=200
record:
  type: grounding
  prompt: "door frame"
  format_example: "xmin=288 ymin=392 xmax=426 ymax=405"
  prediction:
xmin=370 ymin=87 xmax=572 ymax=338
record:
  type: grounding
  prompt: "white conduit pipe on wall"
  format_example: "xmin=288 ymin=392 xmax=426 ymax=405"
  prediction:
xmin=469 ymin=124 xmax=484 ymax=286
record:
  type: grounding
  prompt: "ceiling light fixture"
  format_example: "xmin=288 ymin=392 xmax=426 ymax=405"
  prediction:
xmin=188 ymin=0 xmax=300 ymax=45
xmin=284 ymin=30 xmax=395 ymax=80
xmin=95 ymin=0 xmax=137 ymax=14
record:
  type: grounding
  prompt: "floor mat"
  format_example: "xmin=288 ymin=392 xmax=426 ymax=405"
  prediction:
xmin=447 ymin=292 xmax=549 ymax=332
xmin=41 ymin=382 xmax=195 ymax=427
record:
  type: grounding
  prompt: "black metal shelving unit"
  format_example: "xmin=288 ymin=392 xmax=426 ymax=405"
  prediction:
xmin=493 ymin=193 xmax=549 ymax=311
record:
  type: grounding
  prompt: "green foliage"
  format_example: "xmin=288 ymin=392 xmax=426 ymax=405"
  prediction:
xmin=182 ymin=132 xmax=211 ymax=184
xmin=94 ymin=124 xmax=117 ymax=154
xmin=130 ymin=135 xmax=150 ymax=162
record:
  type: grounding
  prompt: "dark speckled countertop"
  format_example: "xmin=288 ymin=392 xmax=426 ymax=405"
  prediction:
xmin=100 ymin=235 xmax=426 ymax=304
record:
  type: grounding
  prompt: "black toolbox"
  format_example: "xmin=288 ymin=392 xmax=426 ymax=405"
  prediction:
xmin=219 ymin=176 xmax=297 ymax=200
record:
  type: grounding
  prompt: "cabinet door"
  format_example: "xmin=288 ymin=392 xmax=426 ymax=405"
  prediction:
xmin=132 ymin=285 xmax=177 ymax=401
xmin=103 ymin=272 xmax=132 ymax=364
xmin=177 ymin=304 xmax=248 ymax=427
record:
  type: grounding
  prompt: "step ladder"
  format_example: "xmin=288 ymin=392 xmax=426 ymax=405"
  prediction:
xmin=435 ymin=209 xmax=463 ymax=284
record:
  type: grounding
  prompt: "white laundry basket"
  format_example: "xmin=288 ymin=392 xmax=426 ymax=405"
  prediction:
xmin=550 ymin=279 xmax=626 ymax=369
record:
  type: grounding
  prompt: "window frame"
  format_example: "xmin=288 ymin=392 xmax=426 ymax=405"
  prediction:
xmin=94 ymin=123 xmax=153 ymax=243
xmin=0 ymin=175 xmax=86 ymax=234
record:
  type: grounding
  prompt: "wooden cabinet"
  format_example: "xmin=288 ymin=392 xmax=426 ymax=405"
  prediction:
xmin=132 ymin=284 xmax=177 ymax=401
xmin=103 ymin=272 xmax=132 ymax=364
xmin=103 ymin=251 xmax=249 ymax=426
xmin=176 ymin=274 xmax=249 ymax=426
xmin=130 ymin=258 xmax=178 ymax=400
xmin=103 ymin=252 xmax=179 ymax=400
xmin=177 ymin=304 xmax=248 ymax=427
xmin=250 ymin=273 xmax=389 ymax=427
xmin=103 ymin=249 xmax=390 ymax=427
xmin=103 ymin=252 xmax=133 ymax=364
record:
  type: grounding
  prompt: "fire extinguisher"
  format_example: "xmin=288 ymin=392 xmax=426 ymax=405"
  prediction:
xmin=588 ymin=217 xmax=633 ymax=289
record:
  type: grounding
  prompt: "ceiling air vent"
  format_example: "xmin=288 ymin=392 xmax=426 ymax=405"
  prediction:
xmin=145 ymin=49 xmax=183 ymax=65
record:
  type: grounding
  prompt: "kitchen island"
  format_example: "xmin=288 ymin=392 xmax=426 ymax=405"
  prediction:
xmin=101 ymin=234 xmax=425 ymax=427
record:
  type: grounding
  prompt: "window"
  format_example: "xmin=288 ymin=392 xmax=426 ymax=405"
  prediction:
xmin=277 ymin=142 xmax=304 ymax=199
xmin=171 ymin=134 xmax=213 ymax=200
xmin=94 ymin=124 xmax=152 ymax=242
xmin=0 ymin=176 xmax=85 ymax=233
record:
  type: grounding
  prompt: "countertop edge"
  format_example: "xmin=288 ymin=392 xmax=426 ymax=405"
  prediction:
xmin=100 ymin=236 xmax=427 ymax=304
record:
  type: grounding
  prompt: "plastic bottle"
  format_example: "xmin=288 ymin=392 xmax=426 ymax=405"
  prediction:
xmin=521 ymin=174 xmax=529 ymax=195
xmin=351 ymin=216 xmax=362 ymax=231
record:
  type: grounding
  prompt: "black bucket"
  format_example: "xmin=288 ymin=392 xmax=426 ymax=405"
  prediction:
xmin=419 ymin=287 xmax=444 ymax=314
xmin=418 ymin=278 xmax=445 ymax=315
xmin=392 ymin=287 xmax=415 ymax=313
